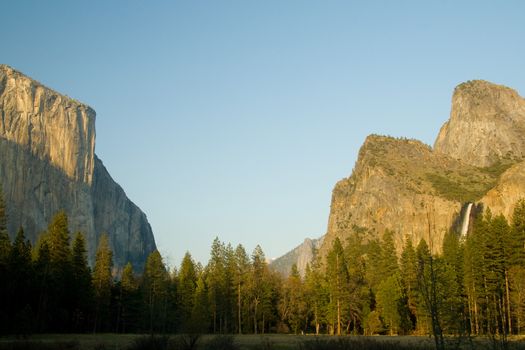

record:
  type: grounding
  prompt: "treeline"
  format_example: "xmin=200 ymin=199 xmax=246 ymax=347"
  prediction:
xmin=274 ymin=200 xmax=525 ymax=341
xmin=1 ymin=185 xmax=525 ymax=341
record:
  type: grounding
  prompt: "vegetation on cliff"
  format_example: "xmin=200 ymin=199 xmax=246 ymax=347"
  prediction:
xmin=358 ymin=135 xmax=512 ymax=203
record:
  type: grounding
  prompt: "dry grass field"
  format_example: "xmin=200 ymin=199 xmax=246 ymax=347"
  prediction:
xmin=1 ymin=333 xmax=524 ymax=350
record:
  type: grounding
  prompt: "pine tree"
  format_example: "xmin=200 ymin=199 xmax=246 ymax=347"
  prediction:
xmin=510 ymin=199 xmax=525 ymax=334
xmin=92 ymin=233 xmax=113 ymax=332
xmin=511 ymin=199 xmax=525 ymax=267
xmin=440 ymin=231 xmax=467 ymax=335
xmin=509 ymin=265 xmax=525 ymax=334
xmin=178 ymin=251 xmax=197 ymax=331
xmin=325 ymin=237 xmax=349 ymax=335
xmin=376 ymin=273 xmax=403 ymax=335
xmin=304 ymin=260 xmax=328 ymax=335
xmin=207 ymin=237 xmax=227 ymax=333
xmin=34 ymin=237 xmax=51 ymax=332
xmin=117 ymin=262 xmax=142 ymax=333
xmin=344 ymin=230 xmax=368 ymax=334
xmin=463 ymin=212 xmax=487 ymax=335
xmin=248 ymin=245 xmax=272 ymax=334
xmin=142 ymin=250 xmax=169 ymax=334
xmin=365 ymin=238 xmax=383 ymax=292
xmin=400 ymin=237 xmax=418 ymax=332
xmin=42 ymin=211 xmax=73 ymax=331
xmin=191 ymin=272 xmax=211 ymax=333
xmin=260 ymin=268 xmax=282 ymax=334
xmin=380 ymin=230 xmax=399 ymax=278
xmin=0 ymin=185 xmax=10 ymax=334
xmin=234 ymin=244 xmax=250 ymax=334
xmin=223 ymin=243 xmax=237 ymax=332
xmin=485 ymin=214 xmax=512 ymax=336
xmin=416 ymin=239 xmax=444 ymax=350
xmin=280 ymin=264 xmax=306 ymax=334
xmin=7 ymin=227 xmax=33 ymax=335
xmin=46 ymin=211 xmax=71 ymax=266
xmin=70 ymin=232 xmax=93 ymax=332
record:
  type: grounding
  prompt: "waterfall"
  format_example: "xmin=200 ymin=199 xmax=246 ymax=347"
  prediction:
xmin=460 ymin=203 xmax=473 ymax=237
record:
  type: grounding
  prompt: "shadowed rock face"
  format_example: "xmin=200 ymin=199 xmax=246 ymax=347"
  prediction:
xmin=92 ymin=156 xmax=156 ymax=269
xmin=0 ymin=64 xmax=155 ymax=270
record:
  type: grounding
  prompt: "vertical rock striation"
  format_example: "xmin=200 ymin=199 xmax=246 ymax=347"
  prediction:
xmin=0 ymin=64 xmax=155 ymax=270
xmin=320 ymin=136 xmax=464 ymax=257
xmin=0 ymin=64 xmax=95 ymax=183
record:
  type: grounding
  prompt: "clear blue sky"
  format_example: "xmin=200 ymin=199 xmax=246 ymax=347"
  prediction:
xmin=2 ymin=1 xmax=524 ymax=267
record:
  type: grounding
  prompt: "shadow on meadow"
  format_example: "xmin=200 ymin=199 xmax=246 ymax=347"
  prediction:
xmin=1 ymin=334 xmax=525 ymax=350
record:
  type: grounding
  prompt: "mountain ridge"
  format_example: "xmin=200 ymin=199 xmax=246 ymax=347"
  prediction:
xmin=275 ymin=79 xmax=525 ymax=273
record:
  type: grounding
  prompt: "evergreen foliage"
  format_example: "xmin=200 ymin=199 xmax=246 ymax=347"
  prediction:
xmin=177 ymin=251 xmax=197 ymax=331
xmin=3 ymin=194 xmax=525 ymax=348
xmin=92 ymin=233 xmax=113 ymax=332
xmin=142 ymin=250 xmax=169 ymax=334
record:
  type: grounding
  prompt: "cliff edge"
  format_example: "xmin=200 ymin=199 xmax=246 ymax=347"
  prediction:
xmin=0 ymin=65 xmax=155 ymax=270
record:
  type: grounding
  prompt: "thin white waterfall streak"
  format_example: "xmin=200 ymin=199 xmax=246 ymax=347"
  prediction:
xmin=461 ymin=203 xmax=473 ymax=237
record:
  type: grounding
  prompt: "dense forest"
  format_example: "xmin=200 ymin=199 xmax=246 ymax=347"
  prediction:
xmin=1 ymin=185 xmax=525 ymax=346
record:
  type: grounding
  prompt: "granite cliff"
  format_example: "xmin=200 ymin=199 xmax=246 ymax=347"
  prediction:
xmin=434 ymin=80 xmax=525 ymax=167
xmin=275 ymin=80 xmax=525 ymax=273
xmin=271 ymin=237 xmax=323 ymax=277
xmin=0 ymin=64 xmax=155 ymax=270
xmin=318 ymin=135 xmax=503 ymax=258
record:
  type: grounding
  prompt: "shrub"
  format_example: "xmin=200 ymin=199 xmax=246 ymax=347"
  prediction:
xmin=171 ymin=334 xmax=201 ymax=350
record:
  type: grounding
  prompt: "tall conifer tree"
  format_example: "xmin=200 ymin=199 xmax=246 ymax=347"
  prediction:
xmin=70 ymin=232 xmax=93 ymax=331
xmin=326 ymin=237 xmax=349 ymax=335
xmin=92 ymin=233 xmax=113 ymax=332
xmin=234 ymin=244 xmax=250 ymax=333
xmin=178 ymin=252 xmax=197 ymax=331
xmin=142 ymin=250 xmax=169 ymax=334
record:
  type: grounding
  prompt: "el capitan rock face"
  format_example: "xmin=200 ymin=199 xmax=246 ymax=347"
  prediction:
xmin=0 ymin=64 xmax=155 ymax=270
xmin=0 ymin=64 xmax=96 ymax=183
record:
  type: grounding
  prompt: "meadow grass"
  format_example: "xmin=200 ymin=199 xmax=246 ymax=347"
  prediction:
xmin=1 ymin=333 xmax=524 ymax=350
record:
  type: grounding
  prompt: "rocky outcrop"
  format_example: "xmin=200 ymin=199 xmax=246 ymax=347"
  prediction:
xmin=321 ymin=136 xmax=470 ymax=257
xmin=317 ymin=80 xmax=525 ymax=261
xmin=481 ymin=160 xmax=525 ymax=219
xmin=434 ymin=80 xmax=525 ymax=167
xmin=270 ymin=236 xmax=323 ymax=277
xmin=0 ymin=65 xmax=155 ymax=270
